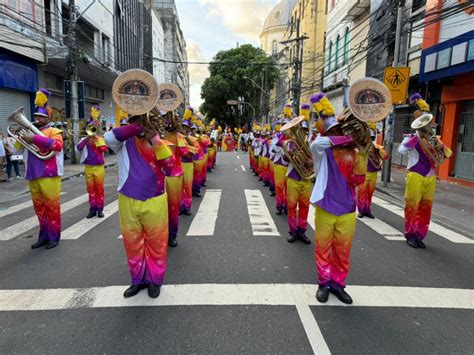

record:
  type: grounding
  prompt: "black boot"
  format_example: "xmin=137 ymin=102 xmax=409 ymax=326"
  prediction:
xmin=168 ymin=238 xmax=178 ymax=248
xmin=97 ymin=211 xmax=104 ymax=218
xmin=45 ymin=240 xmax=59 ymax=250
xmin=287 ymin=232 xmax=297 ymax=243
xmin=270 ymin=190 xmax=276 ymax=196
xmin=316 ymin=286 xmax=330 ymax=303
xmin=364 ymin=212 xmax=375 ymax=219
xmin=147 ymin=283 xmax=161 ymax=298
xmin=357 ymin=213 xmax=364 ymax=218
xmin=31 ymin=240 xmax=48 ymax=249
xmin=86 ymin=210 xmax=96 ymax=219
xmin=417 ymin=239 xmax=426 ymax=249
xmin=275 ymin=208 xmax=283 ymax=215
xmin=183 ymin=210 xmax=192 ymax=216
xmin=297 ymin=230 xmax=311 ymax=245
xmin=406 ymin=238 xmax=419 ymax=249
xmin=330 ymin=287 xmax=353 ymax=304
xmin=123 ymin=284 xmax=146 ymax=298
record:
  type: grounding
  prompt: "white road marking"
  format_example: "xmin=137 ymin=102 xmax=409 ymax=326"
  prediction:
xmin=295 ymin=304 xmax=330 ymax=355
xmin=358 ymin=217 xmax=405 ymax=241
xmin=372 ymin=196 xmax=474 ymax=244
xmin=187 ymin=189 xmax=222 ymax=236
xmin=1 ymin=284 xmax=473 ymax=311
xmin=117 ymin=235 xmax=122 ymax=239
xmin=236 ymin=155 xmax=240 ymax=160
xmin=308 ymin=204 xmax=316 ymax=231
xmin=0 ymin=192 xmax=66 ymax=219
xmin=245 ymin=189 xmax=280 ymax=236
xmin=240 ymin=164 xmax=246 ymax=172
xmin=61 ymin=200 xmax=119 ymax=240
xmin=0 ymin=194 xmax=89 ymax=241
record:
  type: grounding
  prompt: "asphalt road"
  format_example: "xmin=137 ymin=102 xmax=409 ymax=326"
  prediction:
xmin=0 ymin=152 xmax=473 ymax=354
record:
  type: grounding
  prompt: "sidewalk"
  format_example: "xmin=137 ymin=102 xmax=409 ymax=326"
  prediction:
xmin=376 ymin=167 xmax=474 ymax=238
xmin=0 ymin=155 xmax=117 ymax=204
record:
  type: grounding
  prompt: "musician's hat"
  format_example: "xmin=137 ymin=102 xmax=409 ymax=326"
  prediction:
xmin=310 ymin=93 xmax=338 ymax=134
xmin=34 ymin=88 xmax=51 ymax=117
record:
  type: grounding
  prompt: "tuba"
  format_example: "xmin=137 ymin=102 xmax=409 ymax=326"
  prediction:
xmin=411 ymin=113 xmax=445 ymax=165
xmin=7 ymin=107 xmax=55 ymax=160
xmin=280 ymin=115 xmax=315 ymax=179
xmin=340 ymin=77 xmax=392 ymax=167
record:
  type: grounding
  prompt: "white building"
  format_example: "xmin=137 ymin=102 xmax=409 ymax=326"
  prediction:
xmin=151 ymin=10 xmax=165 ymax=84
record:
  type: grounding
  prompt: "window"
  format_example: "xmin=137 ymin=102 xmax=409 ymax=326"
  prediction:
xmin=102 ymin=35 xmax=110 ymax=64
xmin=272 ymin=40 xmax=278 ymax=56
xmin=335 ymin=35 xmax=341 ymax=69
xmin=344 ymin=27 xmax=350 ymax=64
xmin=328 ymin=41 xmax=333 ymax=72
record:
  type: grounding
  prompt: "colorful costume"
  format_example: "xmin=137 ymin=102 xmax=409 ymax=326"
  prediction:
xmin=286 ymin=160 xmax=312 ymax=237
xmin=105 ymin=123 xmax=174 ymax=287
xmin=15 ymin=89 xmax=64 ymax=247
xmin=272 ymin=132 xmax=288 ymax=212
xmin=164 ymin=131 xmax=189 ymax=242
xmin=76 ymin=135 xmax=107 ymax=216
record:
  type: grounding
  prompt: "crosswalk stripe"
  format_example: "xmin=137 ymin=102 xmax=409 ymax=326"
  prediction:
xmin=0 ymin=192 xmax=66 ymax=219
xmin=358 ymin=217 xmax=405 ymax=241
xmin=244 ymin=189 xmax=280 ymax=236
xmin=240 ymin=164 xmax=246 ymax=172
xmin=372 ymin=196 xmax=474 ymax=244
xmin=61 ymin=200 xmax=119 ymax=240
xmin=0 ymin=194 xmax=89 ymax=241
xmin=308 ymin=204 xmax=315 ymax=231
xmin=236 ymin=155 xmax=240 ymax=160
xmin=1 ymin=284 xmax=473 ymax=311
xmin=187 ymin=189 xmax=222 ymax=236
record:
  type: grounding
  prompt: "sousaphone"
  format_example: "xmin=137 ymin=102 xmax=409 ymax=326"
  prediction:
xmin=411 ymin=113 xmax=445 ymax=165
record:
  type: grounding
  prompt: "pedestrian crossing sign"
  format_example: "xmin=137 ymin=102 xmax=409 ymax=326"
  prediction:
xmin=383 ymin=67 xmax=410 ymax=104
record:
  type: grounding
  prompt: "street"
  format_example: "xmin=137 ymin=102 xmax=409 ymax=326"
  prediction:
xmin=0 ymin=152 xmax=473 ymax=354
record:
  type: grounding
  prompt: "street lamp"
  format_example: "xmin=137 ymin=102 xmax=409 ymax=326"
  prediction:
xmin=243 ymin=76 xmax=268 ymax=94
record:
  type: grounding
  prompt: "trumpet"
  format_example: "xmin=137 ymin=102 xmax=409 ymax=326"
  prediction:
xmin=7 ymin=107 xmax=55 ymax=160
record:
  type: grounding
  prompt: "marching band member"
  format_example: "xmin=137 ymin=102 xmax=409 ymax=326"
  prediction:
xmin=272 ymin=118 xmax=289 ymax=215
xmin=357 ymin=126 xmax=387 ymax=219
xmin=105 ymin=115 xmax=174 ymax=298
xmin=284 ymin=104 xmax=312 ymax=245
xmin=76 ymin=106 xmax=108 ymax=219
xmin=163 ymin=112 xmax=189 ymax=248
xmin=192 ymin=124 xmax=206 ymax=197
xmin=14 ymin=89 xmax=64 ymax=250
xmin=180 ymin=111 xmax=195 ymax=216
xmin=251 ymin=130 xmax=262 ymax=177
xmin=260 ymin=129 xmax=270 ymax=186
xmin=398 ymin=93 xmax=452 ymax=249
xmin=207 ymin=137 xmax=216 ymax=172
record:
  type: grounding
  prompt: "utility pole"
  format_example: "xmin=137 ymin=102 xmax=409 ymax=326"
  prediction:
xmin=67 ymin=0 xmax=79 ymax=164
xmin=382 ymin=0 xmax=404 ymax=187
xmin=281 ymin=19 xmax=308 ymax=116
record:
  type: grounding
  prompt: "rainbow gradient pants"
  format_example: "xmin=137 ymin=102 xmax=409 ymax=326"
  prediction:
xmin=287 ymin=177 xmax=311 ymax=234
xmin=29 ymin=176 xmax=61 ymax=242
xmin=85 ymin=164 xmax=105 ymax=213
xmin=259 ymin=156 xmax=268 ymax=181
xmin=357 ymin=171 xmax=378 ymax=215
xmin=181 ymin=162 xmax=194 ymax=213
xmin=202 ymin=153 xmax=209 ymax=184
xmin=118 ymin=192 xmax=168 ymax=286
xmin=207 ymin=148 xmax=215 ymax=171
xmin=314 ymin=206 xmax=356 ymax=288
xmin=274 ymin=164 xmax=288 ymax=209
xmin=268 ymin=161 xmax=275 ymax=191
xmin=193 ymin=159 xmax=205 ymax=194
xmin=404 ymin=172 xmax=436 ymax=240
xmin=166 ymin=176 xmax=183 ymax=240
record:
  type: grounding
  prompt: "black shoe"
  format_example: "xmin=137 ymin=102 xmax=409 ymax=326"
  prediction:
xmin=184 ymin=210 xmax=192 ymax=216
xmin=284 ymin=208 xmax=288 ymax=215
xmin=45 ymin=241 xmax=59 ymax=250
xmin=270 ymin=191 xmax=276 ymax=196
xmin=179 ymin=209 xmax=184 ymax=215
xmin=97 ymin=211 xmax=104 ymax=218
xmin=406 ymin=238 xmax=419 ymax=249
xmin=168 ymin=238 xmax=178 ymax=248
xmin=364 ymin=212 xmax=375 ymax=219
xmin=258 ymin=178 xmax=263 ymax=181
xmin=193 ymin=192 xmax=201 ymax=198
xmin=201 ymin=183 xmax=206 ymax=187
xmin=330 ymin=287 xmax=353 ymax=304
xmin=147 ymin=283 xmax=161 ymax=298
xmin=357 ymin=213 xmax=364 ymax=218
xmin=31 ymin=240 xmax=48 ymax=249
xmin=275 ymin=208 xmax=283 ymax=215
xmin=316 ymin=286 xmax=330 ymax=303
xmin=123 ymin=284 xmax=146 ymax=298
xmin=297 ymin=231 xmax=311 ymax=245
xmin=86 ymin=211 xmax=96 ymax=219
xmin=263 ymin=182 xmax=269 ymax=187
xmin=417 ymin=239 xmax=426 ymax=249
xmin=287 ymin=233 xmax=297 ymax=243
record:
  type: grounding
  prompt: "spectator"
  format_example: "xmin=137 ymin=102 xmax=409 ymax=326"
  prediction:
xmin=3 ymin=134 xmax=22 ymax=180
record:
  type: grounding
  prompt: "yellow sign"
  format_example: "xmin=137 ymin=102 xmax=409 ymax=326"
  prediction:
xmin=383 ymin=67 xmax=410 ymax=104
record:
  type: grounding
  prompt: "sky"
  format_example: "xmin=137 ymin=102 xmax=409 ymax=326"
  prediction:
xmin=175 ymin=0 xmax=280 ymax=109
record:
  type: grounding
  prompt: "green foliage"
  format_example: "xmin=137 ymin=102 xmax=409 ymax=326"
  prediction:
xmin=200 ymin=44 xmax=279 ymax=127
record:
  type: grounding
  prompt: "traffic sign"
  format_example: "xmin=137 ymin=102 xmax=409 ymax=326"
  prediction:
xmin=383 ymin=67 xmax=410 ymax=104
xmin=227 ymin=100 xmax=240 ymax=105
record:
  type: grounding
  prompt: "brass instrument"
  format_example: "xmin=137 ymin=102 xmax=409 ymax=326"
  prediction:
xmin=280 ymin=115 xmax=315 ymax=179
xmin=7 ymin=107 xmax=55 ymax=160
xmin=411 ymin=113 xmax=445 ymax=165
xmin=340 ymin=77 xmax=392 ymax=167
xmin=85 ymin=123 xmax=98 ymax=137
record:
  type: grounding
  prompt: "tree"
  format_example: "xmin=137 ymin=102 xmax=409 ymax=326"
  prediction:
xmin=201 ymin=44 xmax=279 ymax=127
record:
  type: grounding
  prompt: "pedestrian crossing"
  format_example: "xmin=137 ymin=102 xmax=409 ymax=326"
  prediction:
xmin=0 ymin=188 xmax=472 ymax=245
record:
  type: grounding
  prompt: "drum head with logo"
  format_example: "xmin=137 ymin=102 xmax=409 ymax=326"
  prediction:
xmin=156 ymin=83 xmax=184 ymax=112
xmin=348 ymin=77 xmax=392 ymax=123
xmin=112 ymin=69 xmax=159 ymax=116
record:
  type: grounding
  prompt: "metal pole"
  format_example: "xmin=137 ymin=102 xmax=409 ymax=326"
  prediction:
xmin=382 ymin=2 xmax=403 ymax=187
xmin=292 ymin=19 xmax=301 ymax=116
xmin=68 ymin=0 xmax=79 ymax=164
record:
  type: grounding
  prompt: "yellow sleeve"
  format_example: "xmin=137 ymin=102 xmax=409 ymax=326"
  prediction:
xmin=154 ymin=140 xmax=173 ymax=160
xmin=353 ymin=151 xmax=368 ymax=176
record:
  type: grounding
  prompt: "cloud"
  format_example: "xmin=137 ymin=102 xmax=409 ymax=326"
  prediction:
xmin=199 ymin=0 xmax=275 ymax=42
xmin=186 ymin=39 xmax=210 ymax=108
